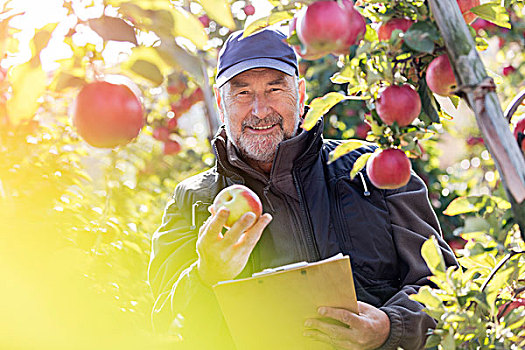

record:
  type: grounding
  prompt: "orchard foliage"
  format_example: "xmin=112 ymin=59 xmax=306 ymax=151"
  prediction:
xmin=0 ymin=0 xmax=525 ymax=349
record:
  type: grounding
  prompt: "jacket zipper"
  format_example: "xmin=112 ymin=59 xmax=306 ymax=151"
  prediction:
xmin=334 ymin=178 xmax=350 ymax=246
xmin=292 ymin=169 xmax=321 ymax=262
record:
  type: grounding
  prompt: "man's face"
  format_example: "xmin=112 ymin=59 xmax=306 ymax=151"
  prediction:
xmin=215 ymin=68 xmax=306 ymax=163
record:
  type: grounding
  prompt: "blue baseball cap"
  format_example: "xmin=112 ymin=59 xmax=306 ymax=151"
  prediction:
xmin=215 ymin=29 xmax=299 ymax=87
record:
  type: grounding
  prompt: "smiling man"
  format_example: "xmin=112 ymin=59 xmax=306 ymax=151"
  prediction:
xmin=148 ymin=29 xmax=457 ymax=350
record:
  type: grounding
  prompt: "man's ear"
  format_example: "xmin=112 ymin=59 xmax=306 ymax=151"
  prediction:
xmin=298 ymin=78 xmax=306 ymax=115
xmin=213 ymin=85 xmax=225 ymax=123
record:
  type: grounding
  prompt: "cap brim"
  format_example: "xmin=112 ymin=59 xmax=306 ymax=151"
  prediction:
xmin=216 ymin=58 xmax=297 ymax=88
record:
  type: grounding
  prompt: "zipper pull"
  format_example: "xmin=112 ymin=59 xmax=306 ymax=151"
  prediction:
xmin=190 ymin=200 xmax=211 ymax=230
xmin=263 ymin=183 xmax=276 ymax=213
xmin=357 ymin=171 xmax=371 ymax=197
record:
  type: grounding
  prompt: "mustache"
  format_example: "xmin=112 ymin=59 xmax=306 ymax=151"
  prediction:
xmin=242 ymin=114 xmax=283 ymax=131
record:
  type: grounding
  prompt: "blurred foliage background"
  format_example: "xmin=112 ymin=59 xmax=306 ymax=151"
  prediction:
xmin=0 ymin=0 xmax=524 ymax=349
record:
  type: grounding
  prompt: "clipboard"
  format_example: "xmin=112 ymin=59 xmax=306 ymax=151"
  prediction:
xmin=212 ymin=254 xmax=358 ymax=350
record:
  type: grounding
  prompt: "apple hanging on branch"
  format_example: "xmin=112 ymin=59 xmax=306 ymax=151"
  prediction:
xmin=293 ymin=0 xmax=366 ymax=58
xmin=366 ymin=148 xmax=412 ymax=189
xmin=72 ymin=81 xmax=144 ymax=148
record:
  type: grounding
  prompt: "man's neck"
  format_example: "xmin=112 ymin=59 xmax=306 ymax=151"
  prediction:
xmin=245 ymin=157 xmax=272 ymax=174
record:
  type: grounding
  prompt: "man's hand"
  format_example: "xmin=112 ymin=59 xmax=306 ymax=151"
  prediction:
xmin=303 ymin=301 xmax=390 ymax=350
xmin=196 ymin=207 xmax=272 ymax=287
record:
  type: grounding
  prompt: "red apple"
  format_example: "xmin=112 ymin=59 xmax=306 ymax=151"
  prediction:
xmin=167 ymin=117 xmax=178 ymax=131
xmin=355 ymin=122 xmax=371 ymax=139
xmin=426 ymin=54 xmax=457 ymax=97
xmin=199 ymin=15 xmax=210 ymax=28
xmin=503 ymin=65 xmax=516 ymax=76
xmin=378 ymin=18 xmax=414 ymax=41
xmin=163 ymin=140 xmax=181 ymax=155
xmin=471 ymin=18 xmax=496 ymax=33
xmin=211 ymin=184 xmax=263 ymax=228
xmin=289 ymin=16 xmax=330 ymax=60
xmin=375 ymin=84 xmax=421 ymax=127
xmin=498 ymin=298 xmax=525 ymax=318
xmin=366 ymin=148 xmax=412 ymax=189
xmin=167 ymin=81 xmax=185 ymax=95
xmin=514 ymin=117 xmax=525 ymax=151
xmin=447 ymin=237 xmax=467 ymax=252
xmin=466 ymin=136 xmax=484 ymax=146
xmin=296 ymin=0 xmax=365 ymax=55
xmin=72 ymin=81 xmax=144 ymax=148
xmin=153 ymin=126 xmax=170 ymax=142
xmin=457 ymin=0 xmax=480 ymax=24
xmin=243 ymin=4 xmax=255 ymax=16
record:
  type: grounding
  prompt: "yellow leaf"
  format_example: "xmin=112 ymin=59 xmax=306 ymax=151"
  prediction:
xmin=328 ymin=139 xmax=372 ymax=164
xmin=196 ymin=0 xmax=236 ymax=30
xmin=171 ymin=6 xmax=208 ymax=50
xmin=243 ymin=11 xmax=293 ymax=38
xmin=302 ymin=92 xmax=347 ymax=131
xmin=123 ymin=46 xmax=171 ymax=75
xmin=350 ymin=152 xmax=372 ymax=179
xmin=6 ymin=59 xmax=47 ymax=123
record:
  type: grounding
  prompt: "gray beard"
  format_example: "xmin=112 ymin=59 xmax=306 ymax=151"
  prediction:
xmin=225 ymin=113 xmax=301 ymax=163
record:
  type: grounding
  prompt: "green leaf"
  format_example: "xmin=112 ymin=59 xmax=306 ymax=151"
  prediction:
xmin=409 ymin=285 xmax=443 ymax=309
xmin=442 ymin=329 xmax=456 ymax=350
xmin=418 ymin=77 xmax=440 ymax=124
xmin=196 ymin=0 xmax=236 ymax=30
xmin=463 ymin=217 xmax=490 ymax=233
xmin=350 ymin=153 xmax=372 ymax=180
xmin=129 ymin=59 xmax=164 ymax=86
xmin=448 ymin=95 xmax=460 ymax=109
xmin=403 ymin=21 xmax=440 ymax=54
xmin=88 ymin=16 xmax=137 ymax=45
xmin=50 ymin=72 xmax=86 ymax=92
xmin=328 ymin=140 xmax=372 ymax=164
xmin=421 ymin=235 xmax=446 ymax=275
xmin=302 ymin=92 xmax=366 ymax=131
xmin=470 ymin=3 xmax=511 ymax=29
xmin=156 ymin=38 xmax=204 ymax=84
xmin=243 ymin=11 xmax=293 ymax=37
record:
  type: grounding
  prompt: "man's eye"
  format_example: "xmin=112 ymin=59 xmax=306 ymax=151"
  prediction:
xmin=238 ymin=91 xmax=249 ymax=95
xmin=270 ymin=88 xmax=282 ymax=92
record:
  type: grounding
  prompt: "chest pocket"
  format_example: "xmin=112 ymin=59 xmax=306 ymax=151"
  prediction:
xmin=332 ymin=176 xmax=399 ymax=283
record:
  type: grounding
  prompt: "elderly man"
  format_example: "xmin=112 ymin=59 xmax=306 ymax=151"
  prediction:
xmin=148 ymin=29 xmax=457 ymax=350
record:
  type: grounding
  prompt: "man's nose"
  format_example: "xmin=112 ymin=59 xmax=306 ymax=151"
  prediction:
xmin=251 ymin=93 xmax=271 ymax=118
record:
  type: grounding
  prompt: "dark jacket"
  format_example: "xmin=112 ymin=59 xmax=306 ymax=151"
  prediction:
xmin=148 ymin=119 xmax=458 ymax=349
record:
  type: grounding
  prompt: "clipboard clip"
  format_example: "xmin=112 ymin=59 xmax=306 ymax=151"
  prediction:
xmin=251 ymin=261 xmax=309 ymax=277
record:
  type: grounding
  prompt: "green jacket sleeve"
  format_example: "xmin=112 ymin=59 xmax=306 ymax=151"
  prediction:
xmin=147 ymin=189 xmax=236 ymax=349
xmin=377 ymin=173 xmax=458 ymax=350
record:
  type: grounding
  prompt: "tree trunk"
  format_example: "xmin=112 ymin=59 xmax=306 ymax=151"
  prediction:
xmin=428 ymin=0 xmax=525 ymax=237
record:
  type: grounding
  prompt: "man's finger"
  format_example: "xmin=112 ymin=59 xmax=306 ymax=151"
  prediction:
xmin=199 ymin=207 xmax=229 ymax=243
xmin=235 ymin=213 xmax=272 ymax=248
xmin=303 ymin=329 xmax=357 ymax=350
xmin=318 ymin=307 xmax=360 ymax=329
xmin=222 ymin=211 xmax=257 ymax=245
xmin=304 ymin=318 xmax=354 ymax=342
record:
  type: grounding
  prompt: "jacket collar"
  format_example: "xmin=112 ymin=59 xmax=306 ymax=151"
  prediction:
xmin=212 ymin=116 xmax=324 ymax=197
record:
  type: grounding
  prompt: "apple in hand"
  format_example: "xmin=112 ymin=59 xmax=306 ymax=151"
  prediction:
xmin=367 ymin=148 xmax=412 ymax=189
xmin=377 ymin=18 xmax=414 ymax=41
xmin=211 ymin=185 xmax=263 ymax=228
xmin=375 ymin=84 xmax=421 ymax=127
xmin=426 ymin=54 xmax=457 ymax=97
